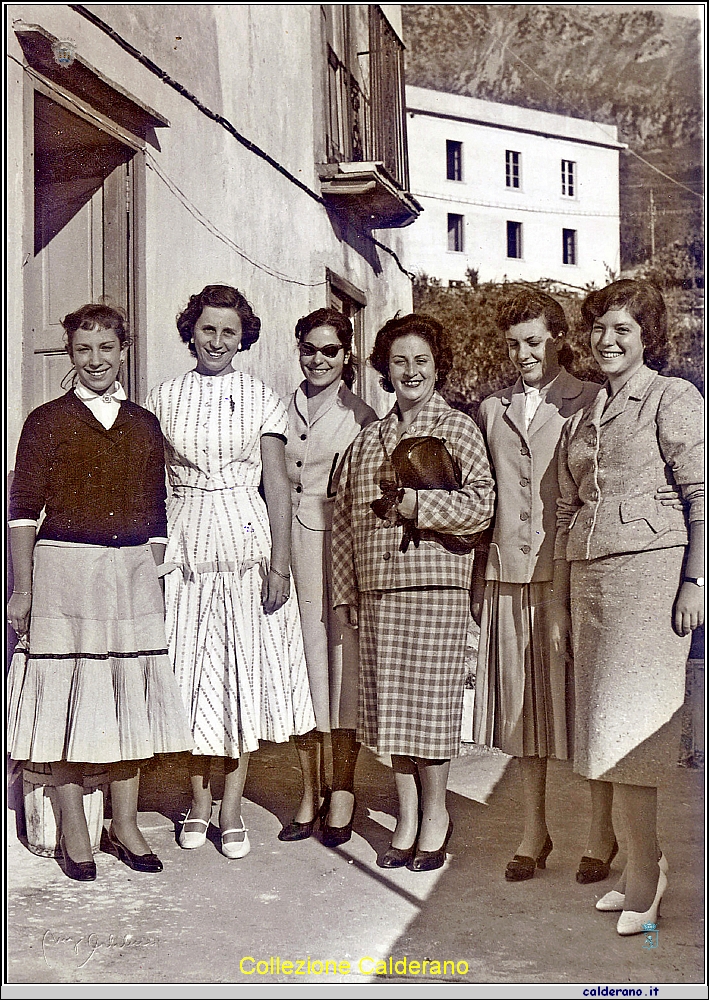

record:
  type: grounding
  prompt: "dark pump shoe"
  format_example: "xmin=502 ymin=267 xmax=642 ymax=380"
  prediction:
xmin=60 ymin=836 xmax=97 ymax=882
xmin=107 ymin=825 xmax=163 ymax=873
xmin=278 ymin=789 xmax=331 ymax=842
xmin=408 ymin=818 xmax=453 ymax=872
xmin=576 ymin=839 xmax=619 ymax=884
xmin=377 ymin=843 xmax=416 ymax=869
xmin=321 ymin=794 xmax=356 ymax=848
xmin=505 ymin=833 xmax=553 ymax=882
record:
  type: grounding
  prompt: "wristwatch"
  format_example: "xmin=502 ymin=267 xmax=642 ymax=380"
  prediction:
xmin=684 ymin=576 xmax=705 ymax=587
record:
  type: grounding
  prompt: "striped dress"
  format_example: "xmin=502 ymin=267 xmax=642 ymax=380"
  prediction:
xmin=146 ymin=370 xmax=315 ymax=758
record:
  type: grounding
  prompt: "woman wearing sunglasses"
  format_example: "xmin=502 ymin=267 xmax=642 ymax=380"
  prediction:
xmin=279 ymin=309 xmax=377 ymax=846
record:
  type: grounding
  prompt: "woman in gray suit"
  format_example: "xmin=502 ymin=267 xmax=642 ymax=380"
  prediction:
xmin=473 ymin=289 xmax=617 ymax=883
xmin=556 ymin=280 xmax=703 ymax=934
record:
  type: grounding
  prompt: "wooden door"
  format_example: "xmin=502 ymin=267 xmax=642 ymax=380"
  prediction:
xmin=26 ymin=91 xmax=133 ymax=411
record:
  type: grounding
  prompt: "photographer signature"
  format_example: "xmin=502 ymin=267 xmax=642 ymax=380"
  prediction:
xmin=42 ymin=929 xmax=159 ymax=969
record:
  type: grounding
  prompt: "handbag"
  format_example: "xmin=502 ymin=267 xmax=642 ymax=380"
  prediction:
xmin=371 ymin=436 xmax=482 ymax=555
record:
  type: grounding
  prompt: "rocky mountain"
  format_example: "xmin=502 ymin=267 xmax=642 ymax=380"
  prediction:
xmin=402 ymin=4 xmax=703 ymax=267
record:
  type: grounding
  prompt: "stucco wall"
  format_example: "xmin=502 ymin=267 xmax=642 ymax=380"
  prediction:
xmin=6 ymin=4 xmax=413 ymax=465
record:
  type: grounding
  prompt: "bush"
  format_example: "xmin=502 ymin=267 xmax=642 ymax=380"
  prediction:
xmin=638 ymin=238 xmax=704 ymax=291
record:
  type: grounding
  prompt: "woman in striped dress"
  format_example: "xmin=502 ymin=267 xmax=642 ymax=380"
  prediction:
xmin=146 ymin=285 xmax=315 ymax=860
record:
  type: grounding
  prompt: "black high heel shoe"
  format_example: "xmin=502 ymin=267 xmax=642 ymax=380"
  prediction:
xmin=107 ymin=825 xmax=163 ymax=873
xmin=408 ymin=818 xmax=453 ymax=872
xmin=505 ymin=833 xmax=553 ymax=881
xmin=377 ymin=843 xmax=416 ymax=869
xmin=321 ymin=793 xmax=356 ymax=848
xmin=576 ymin=838 xmax=619 ymax=884
xmin=59 ymin=836 xmax=97 ymax=881
xmin=278 ymin=789 xmax=331 ymax=842
xmin=378 ymin=809 xmax=422 ymax=868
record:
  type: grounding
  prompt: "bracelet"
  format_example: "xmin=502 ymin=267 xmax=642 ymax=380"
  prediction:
xmin=270 ymin=567 xmax=290 ymax=582
xmin=12 ymin=590 xmax=31 ymax=596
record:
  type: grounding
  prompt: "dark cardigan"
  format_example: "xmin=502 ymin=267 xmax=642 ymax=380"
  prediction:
xmin=9 ymin=391 xmax=167 ymax=546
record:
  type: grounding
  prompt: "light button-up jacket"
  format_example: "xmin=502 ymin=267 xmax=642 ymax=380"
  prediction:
xmin=477 ymin=368 xmax=601 ymax=583
xmin=285 ymin=380 xmax=377 ymax=531
xmin=556 ymin=366 xmax=704 ymax=563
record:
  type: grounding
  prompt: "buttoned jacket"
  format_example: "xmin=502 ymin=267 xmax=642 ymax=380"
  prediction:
xmin=9 ymin=390 xmax=167 ymax=545
xmin=332 ymin=392 xmax=495 ymax=606
xmin=285 ymin=381 xmax=377 ymax=531
xmin=555 ymin=366 xmax=704 ymax=563
xmin=477 ymin=368 xmax=601 ymax=583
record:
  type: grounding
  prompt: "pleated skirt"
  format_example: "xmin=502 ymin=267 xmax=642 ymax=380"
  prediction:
xmin=473 ymin=580 xmax=572 ymax=759
xmin=291 ymin=519 xmax=359 ymax=732
xmin=358 ymin=588 xmax=469 ymax=759
xmin=571 ymin=547 xmax=689 ymax=784
xmin=7 ymin=542 xmax=194 ymax=764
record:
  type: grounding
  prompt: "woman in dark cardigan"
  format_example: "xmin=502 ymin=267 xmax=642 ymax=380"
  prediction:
xmin=7 ymin=304 xmax=192 ymax=881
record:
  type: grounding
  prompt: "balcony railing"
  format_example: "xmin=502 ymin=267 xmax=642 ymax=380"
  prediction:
xmin=325 ymin=5 xmax=410 ymax=193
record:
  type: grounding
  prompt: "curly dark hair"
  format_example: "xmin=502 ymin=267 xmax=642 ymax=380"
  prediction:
xmin=495 ymin=287 xmax=574 ymax=369
xmin=177 ymin=285 xmax=261 ymax=356
xmin=581 ymin=279 xmax=668 ymax=371
xmin=369 ymin=313 xmax=452 ymax=393
xmin=294 ymin=307 xmax=357 ymax=389
xmin=62 ymin=303 xmax=130 ymax=352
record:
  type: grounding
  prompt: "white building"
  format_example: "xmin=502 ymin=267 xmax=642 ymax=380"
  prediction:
xmin=6 ymin=4 xmax=421 ymax=464
xmin=404 ymin=85 xmax=623 ymax=288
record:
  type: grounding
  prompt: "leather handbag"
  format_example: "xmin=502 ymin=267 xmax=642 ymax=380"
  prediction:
xmin=390 ymin=436 xmax=482 ymax=555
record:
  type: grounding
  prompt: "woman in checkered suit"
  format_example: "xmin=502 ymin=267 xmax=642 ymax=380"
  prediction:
xmin=332 ymin=314 xmax=495 ymax=871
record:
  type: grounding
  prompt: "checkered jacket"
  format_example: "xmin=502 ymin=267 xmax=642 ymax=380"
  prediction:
xmin=332 ymin=392 xmax=495 ymax=607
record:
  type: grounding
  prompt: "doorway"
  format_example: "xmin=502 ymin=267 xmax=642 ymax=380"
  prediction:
xmin=26 ymin=91 xmax=136 ymax=410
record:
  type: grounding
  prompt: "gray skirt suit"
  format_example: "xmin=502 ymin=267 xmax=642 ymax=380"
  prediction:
xmin=556 ymin=367 xmax=703 ymax=783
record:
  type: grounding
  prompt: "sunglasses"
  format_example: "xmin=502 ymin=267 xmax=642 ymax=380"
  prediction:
xmin=299 ymin=343 xmax=344 ymax=359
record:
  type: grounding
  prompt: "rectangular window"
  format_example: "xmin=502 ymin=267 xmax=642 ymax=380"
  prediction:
xmin=327 ymin=268 xmax=370 ymax=402
xmin=561 ymin=159 xmax=576 ymax=197
xmin=563 ymin=228 xmax=577 ymax=265
xmin=446 ymin=140 xmax=463 ymax=181
xmin=505 ymin=150 xmax=520 ymax=188
xmin=507 ymin=221 xmax=522 ymax=259
xmin=448 ymin=213 xmax=464 ymax=252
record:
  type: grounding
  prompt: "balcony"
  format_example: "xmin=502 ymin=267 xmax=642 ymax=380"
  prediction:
xmin=321 ymin=6 xmax=422 ymax=229
xmin=319 ymin=160 xmax=421 ymax=229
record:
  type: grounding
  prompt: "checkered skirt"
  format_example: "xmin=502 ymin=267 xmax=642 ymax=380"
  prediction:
xmin=358 ymin=588 xmax=469 ymax=758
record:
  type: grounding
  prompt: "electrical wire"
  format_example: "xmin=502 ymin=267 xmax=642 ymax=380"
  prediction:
xmin=144 ymin=152 xmax=326 ymax=287
xmin=8 ymin=49 xmax=412 ymax=285
xmin=67 ymin=3 xmax=417 ymax=281
xmin=414 ymin=189 xmax=621 ymax=218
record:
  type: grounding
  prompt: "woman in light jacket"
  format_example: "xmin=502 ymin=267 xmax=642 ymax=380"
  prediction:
xmin=556 ymin=279 xmax=703 ymax=934
xmin=280 ymin=309 xmax=377 ymax=847
xmin=472 ymin=289 xmax=616 ymax=883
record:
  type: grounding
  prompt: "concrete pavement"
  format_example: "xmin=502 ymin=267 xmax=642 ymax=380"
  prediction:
xmin=5 ymin=741 xmax=704 ymax=989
